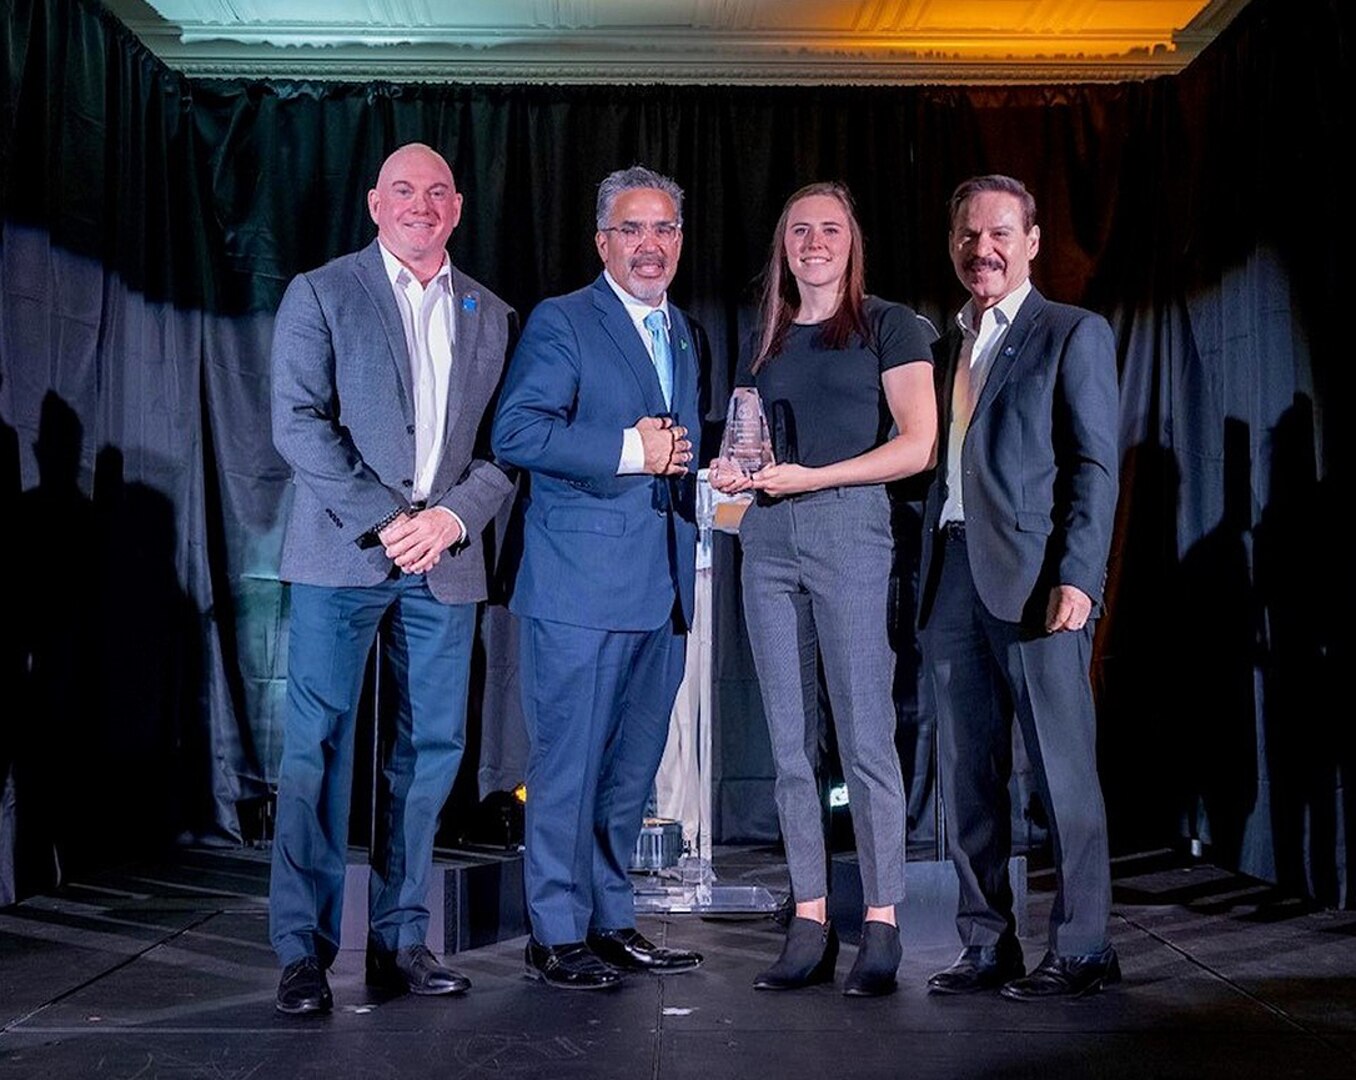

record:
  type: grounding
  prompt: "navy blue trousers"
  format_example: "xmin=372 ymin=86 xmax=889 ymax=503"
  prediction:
xmin=519 ymin=616 xmax=686 ymax=946
xmin=269 ymin=577 xmax=475 ymax=967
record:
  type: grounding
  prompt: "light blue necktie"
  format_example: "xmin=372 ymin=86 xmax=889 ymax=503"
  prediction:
xmin=643 ymin=308 xmax=674 ymax=409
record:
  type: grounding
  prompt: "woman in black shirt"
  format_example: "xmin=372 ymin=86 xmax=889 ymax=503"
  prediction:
xmin=711 ymin=182 xmax=936 ymax=995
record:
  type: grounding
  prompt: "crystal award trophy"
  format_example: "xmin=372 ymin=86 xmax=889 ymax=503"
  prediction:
xmin=717 ymin=387 xmax=775 ymax=476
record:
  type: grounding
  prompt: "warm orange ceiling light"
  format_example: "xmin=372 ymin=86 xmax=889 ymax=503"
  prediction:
xmin=826 ymin=0 xmax=1219 ymax=58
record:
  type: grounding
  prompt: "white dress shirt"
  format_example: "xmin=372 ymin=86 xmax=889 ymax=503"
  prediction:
xmin=603 ymin=270 xmax=673 ymax=475
xmin=378 ymin=242 xmax=465 ymax=535
xmin=940 ymin=277 xmax=1032 ymax=525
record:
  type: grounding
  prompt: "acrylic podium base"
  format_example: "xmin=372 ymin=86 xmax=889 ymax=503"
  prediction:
xmin=632 ymin=879 xmax=781 ymax=915
xmin=631 ymin=856 xmax=780 ymax=916
xmin=629 ymin=818 xmax=779 ymax=915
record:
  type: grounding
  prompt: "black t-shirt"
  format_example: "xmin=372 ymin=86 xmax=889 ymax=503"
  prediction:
xmin=735 ymin=296 xmax=935 ymax=469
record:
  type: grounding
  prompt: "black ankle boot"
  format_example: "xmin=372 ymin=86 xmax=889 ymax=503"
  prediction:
xmin=753 ymin=917 xmax=839 ymax=990
xmin=843 ymin=920 xmax=901 ymax=997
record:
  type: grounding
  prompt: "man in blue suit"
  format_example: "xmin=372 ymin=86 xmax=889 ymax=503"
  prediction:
xmin=269 ymin=143 xmax=517 ymax=1013
xmin=919 ymin=175 xmax=1121 ymax=1000
xmin=493 ymin=165 xmax=705 ymax=989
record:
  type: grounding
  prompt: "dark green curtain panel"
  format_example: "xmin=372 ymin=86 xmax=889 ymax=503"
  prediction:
xmin=1 ymin=0 xmax=1352 ymax=904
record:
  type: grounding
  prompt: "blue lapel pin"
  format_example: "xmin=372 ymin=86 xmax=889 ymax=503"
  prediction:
xmin=1003 ymin=345 xmax=1014 ymax=355
xmin=462 ymin=292 xmax=478 ymax=312
xmin=679 ymin=338 xmax=689 ymax=351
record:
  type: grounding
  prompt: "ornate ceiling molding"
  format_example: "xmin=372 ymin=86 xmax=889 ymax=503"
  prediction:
xmin=100 ymin=0 xmax=1255 ymax=85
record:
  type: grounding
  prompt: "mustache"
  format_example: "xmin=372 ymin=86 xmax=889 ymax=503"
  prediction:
xmin=630 ymin=254 xmax=667 ymax=270
xmin=964 ymin=256 xmax=1004 ymax=273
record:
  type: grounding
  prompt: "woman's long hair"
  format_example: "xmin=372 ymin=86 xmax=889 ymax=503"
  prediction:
xmin=751 ymin=181 xmax=870 ymax=373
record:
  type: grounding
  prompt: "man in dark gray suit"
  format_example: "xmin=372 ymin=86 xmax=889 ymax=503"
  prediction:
xmin=919 ymin=175 xmax=1121 ymax=1000
xmin=268 ymin=143 xmax=516 ymax=1014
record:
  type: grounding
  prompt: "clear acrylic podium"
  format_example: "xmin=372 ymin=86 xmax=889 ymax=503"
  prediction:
xmin=633 ymin=471 xmax=777 ymax=915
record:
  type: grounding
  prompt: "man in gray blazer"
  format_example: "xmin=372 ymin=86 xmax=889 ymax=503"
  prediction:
xmin=919 ymin=175 xmax=1121 ymax=1000
xmin=269 ymin=143 xmax=516 ymax=1015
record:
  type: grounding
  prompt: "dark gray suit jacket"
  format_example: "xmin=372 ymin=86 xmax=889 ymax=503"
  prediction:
xmin=919 ymin=286 xmax=1119 ymax=627
xmin=271 ymin=239 xmax=516 ymax=605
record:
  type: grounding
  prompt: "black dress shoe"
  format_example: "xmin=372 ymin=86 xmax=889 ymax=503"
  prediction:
xmin=1000 ymin=945 xmax=1121 ymax=1001
xmin=753 ymin=917 xmax=839 ymax=991
xmin=926 ymin=939 xmax=1025 ymax=995
xmin=843 ymin=920 xmax=902 ymax=997
xmin=524 ymin=938 xmax=623 ymax=990
xmin=587 ymin=928 xmax=703 ymax=973
xmin=366 ymin=943 xmax=471 ymax=996
xmin=275 ymin=956 xmax=333 ymax=1016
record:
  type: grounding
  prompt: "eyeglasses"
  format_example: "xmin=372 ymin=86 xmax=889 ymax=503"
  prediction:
xmin=600 ymin=220 xmax=681 ymax=243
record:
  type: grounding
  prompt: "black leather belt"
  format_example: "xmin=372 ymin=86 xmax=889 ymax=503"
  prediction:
xmin=941 ymin=520 xmax=966 ymax=541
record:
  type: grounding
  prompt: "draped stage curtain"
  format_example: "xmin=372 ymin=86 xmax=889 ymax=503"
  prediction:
xmin=1 ymin=0 xmax=1351 ymax=905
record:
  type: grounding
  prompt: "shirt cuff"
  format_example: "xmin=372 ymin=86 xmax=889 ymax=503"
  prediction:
xmin=430 ymin=505 xmax=467 ymax=544
xmin=618 ymin=426 xmax=647 ymax=475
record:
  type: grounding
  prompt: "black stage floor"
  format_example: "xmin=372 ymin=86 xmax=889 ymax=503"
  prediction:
xmin=2 ymin=846 xmax=1355 ymax=1079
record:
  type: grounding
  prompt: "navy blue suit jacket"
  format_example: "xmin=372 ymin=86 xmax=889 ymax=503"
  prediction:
xmin=919 ymin=286 xmax=1119 ymax=628
xmin=491 ymin=275 xmax=703 ymax=632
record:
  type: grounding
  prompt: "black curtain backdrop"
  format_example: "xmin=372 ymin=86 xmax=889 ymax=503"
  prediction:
xmin=1 ymin=0 xmax=1351 ymax=904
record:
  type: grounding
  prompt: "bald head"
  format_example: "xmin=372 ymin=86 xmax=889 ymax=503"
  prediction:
xmin=367 ymin=142 xmax=463 ymax=284
xmin=375 ymin=143 xmax=448 ymax=188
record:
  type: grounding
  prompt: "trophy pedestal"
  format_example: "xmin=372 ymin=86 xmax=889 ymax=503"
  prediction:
xmin=633 ymin=858 xmax=780 ymax=915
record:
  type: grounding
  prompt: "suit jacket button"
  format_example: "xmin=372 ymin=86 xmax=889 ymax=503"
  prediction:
xmin=401 ymin=479 xmax=413 ymax=487
xmin=407 ymin=424 xmax=416 ymax=435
